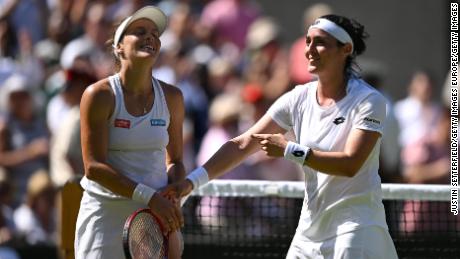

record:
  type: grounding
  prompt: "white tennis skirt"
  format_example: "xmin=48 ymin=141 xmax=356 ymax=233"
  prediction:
xmin=286 ymin=226 xmax=398 ymax=259
xmin=75 ymin=191 xmax=146 ymax=259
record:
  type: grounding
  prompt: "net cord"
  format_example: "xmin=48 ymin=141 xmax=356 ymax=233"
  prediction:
xmin=189 ymin=180 xmax=453 ymax=201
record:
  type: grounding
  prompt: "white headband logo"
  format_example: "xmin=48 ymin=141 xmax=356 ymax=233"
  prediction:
xmin=309 ymin=18 xmax=354 ymax=52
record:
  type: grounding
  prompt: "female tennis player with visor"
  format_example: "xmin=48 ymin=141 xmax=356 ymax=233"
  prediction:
xmin=75 ymin=6 xmax=185 ymax=259
xmin=167 ymin=14 xmax=398 ymax=259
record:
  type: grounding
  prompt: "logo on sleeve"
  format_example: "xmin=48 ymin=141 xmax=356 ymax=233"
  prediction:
xmin=363 ymin=117 xmax=381 ymax=125
xmin=150 ymin=119 xmax=166 ymax=126
xmin=333 ymin=117 xmax=346 ymax=125
xmin=114 ymin=119 xmax=131 ymax=129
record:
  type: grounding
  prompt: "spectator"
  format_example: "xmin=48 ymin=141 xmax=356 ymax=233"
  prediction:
xmin=399 ymin=107 xmax=459 ymax=234
xmin=159 ymin=3 xmax=197 ymax=54
xmin=61 ymin=2 xmax=113 ymax=80
xmin=0 ymin=19 xmax=45 ymax=97
xmin=0 ymin=74 xmax=49 ymax=206
xmin=243 ymin=16 xmax=290 ymax=102
xmin=206 ymin=56 xmax=241 ymax=100
xmin=394 ymin=70 xmax=442 ymax=166
xmin=164 ymin=47 xmax=209 ymax=152
xmin=46 ymin=1 xmax=77 ymax=46
xmin=0 ymin=0 xmax=48 ymax=49
xmin=46 ymin=37 xmax=94 ymax=135
xmin=13 ymin=170 xmax=56 ymax=245
xmin=199 ymin=0 xmax=260 ymax=52
xmin=49 ymin=67 xmax=96 ymax=187
xmin=197 ymin=93 xmax=247 ymax=179
xmin=401 ymin=106 xmax=450 ymax=184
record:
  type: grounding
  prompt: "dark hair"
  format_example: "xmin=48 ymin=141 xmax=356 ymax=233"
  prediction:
xmin=320 ymin=14 xmax=369 ymax=76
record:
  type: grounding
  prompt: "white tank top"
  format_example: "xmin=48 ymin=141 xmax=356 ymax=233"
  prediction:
xmin=81 ymin=74 xmax=170 ymax=198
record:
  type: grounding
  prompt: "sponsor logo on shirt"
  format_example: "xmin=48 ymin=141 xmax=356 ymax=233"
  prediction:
xmin=333 ymin=117 xmax=346 ymax=125
xmin=151 ymin=119 xmax=166 ymax=126
xmin=114 ymin=119 xmax=131 ymax=129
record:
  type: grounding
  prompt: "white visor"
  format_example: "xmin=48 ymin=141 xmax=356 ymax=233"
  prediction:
xmin=113 ymin=6 xmax=167 ymax=48
xmin=309 ymin=18 xmax=354 ymax=52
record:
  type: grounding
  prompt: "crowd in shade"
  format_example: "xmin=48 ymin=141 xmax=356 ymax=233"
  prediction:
xmin=0 ymin=0 xmax=453 ymax=257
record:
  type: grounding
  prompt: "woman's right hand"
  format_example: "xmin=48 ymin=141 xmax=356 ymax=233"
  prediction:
xmin=148 ymin=193 xmax=184 ymax=234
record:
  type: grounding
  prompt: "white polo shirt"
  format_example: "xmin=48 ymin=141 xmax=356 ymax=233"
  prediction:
xmin=267 ymin=77 xmax=388 ymax=242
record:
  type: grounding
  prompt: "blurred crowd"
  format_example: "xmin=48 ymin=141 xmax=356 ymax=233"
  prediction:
xmin=0 ymin=0 xmax=454 ymax=257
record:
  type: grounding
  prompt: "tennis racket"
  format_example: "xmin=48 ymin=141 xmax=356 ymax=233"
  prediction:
xmin=123 ymin=208 xmax=169 ymax=259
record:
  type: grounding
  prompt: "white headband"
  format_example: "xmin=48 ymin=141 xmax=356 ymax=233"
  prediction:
xmin=309 ymin=18 xmax=354 ymax=52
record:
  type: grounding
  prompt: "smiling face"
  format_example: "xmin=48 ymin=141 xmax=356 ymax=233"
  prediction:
xmin=116 ymin=18 xmax=161 ymax=64
xmin=304 ymin=28 xmax=352 ymax=76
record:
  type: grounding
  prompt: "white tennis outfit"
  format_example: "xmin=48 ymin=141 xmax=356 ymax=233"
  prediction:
xmin=267 ymin=77 xmax=398 ymax=259
xmin=75 ymin=74 xmax=170 ymax=259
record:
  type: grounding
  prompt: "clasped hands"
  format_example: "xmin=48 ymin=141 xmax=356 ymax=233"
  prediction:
xmin=157 ymin=133 xmax=288 ymax=229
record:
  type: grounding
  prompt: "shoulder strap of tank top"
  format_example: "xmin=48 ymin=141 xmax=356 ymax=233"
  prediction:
xmin=151 ymin=77 xmax=167 ymax=109
xmin=108 ymin=74 xmax=123 ymax=122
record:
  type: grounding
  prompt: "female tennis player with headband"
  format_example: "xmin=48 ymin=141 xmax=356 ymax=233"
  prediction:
xmin=76 ymin=6 xmax=185 ymax=259
xmin=166 ymin=14 xmax=398 ymax=258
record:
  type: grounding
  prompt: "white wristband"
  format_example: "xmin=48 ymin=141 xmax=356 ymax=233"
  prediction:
xmin=132 ymin=183 xmax=157 ymax=205
xmin=284 ymin=141 xmax=311 ymax=165
xmin=186 ymin=167 xmax=209 ymax=190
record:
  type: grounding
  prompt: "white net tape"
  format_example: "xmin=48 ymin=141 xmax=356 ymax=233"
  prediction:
xmin=191 ymin=180 xmax=453 ymax=201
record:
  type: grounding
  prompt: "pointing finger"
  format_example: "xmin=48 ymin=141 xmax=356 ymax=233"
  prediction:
xmin=251 ymin=134 xmax=270 ymax=140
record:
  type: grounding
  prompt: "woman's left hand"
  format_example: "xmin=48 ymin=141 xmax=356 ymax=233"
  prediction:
xmin=251 ymin=133 xmax=288 ymax=158
xmin=160 ymin=180 xmax=193 ymax=206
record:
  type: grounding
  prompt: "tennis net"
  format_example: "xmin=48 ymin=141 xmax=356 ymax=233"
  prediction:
xmin=181 ymin=180 xmax=459 ymax=259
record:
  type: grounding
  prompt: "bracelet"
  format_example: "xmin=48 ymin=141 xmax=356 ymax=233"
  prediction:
xmin=284 ymin=141 xmax=311 ymax=165
xmin=132 ymin=183 xmax=157 ymax=205
xmin=186 ymin=167 xmax=209 ymax=190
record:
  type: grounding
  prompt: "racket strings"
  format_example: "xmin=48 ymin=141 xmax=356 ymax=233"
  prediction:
xmin=129 ymin=213 xmax=166 ymax=259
